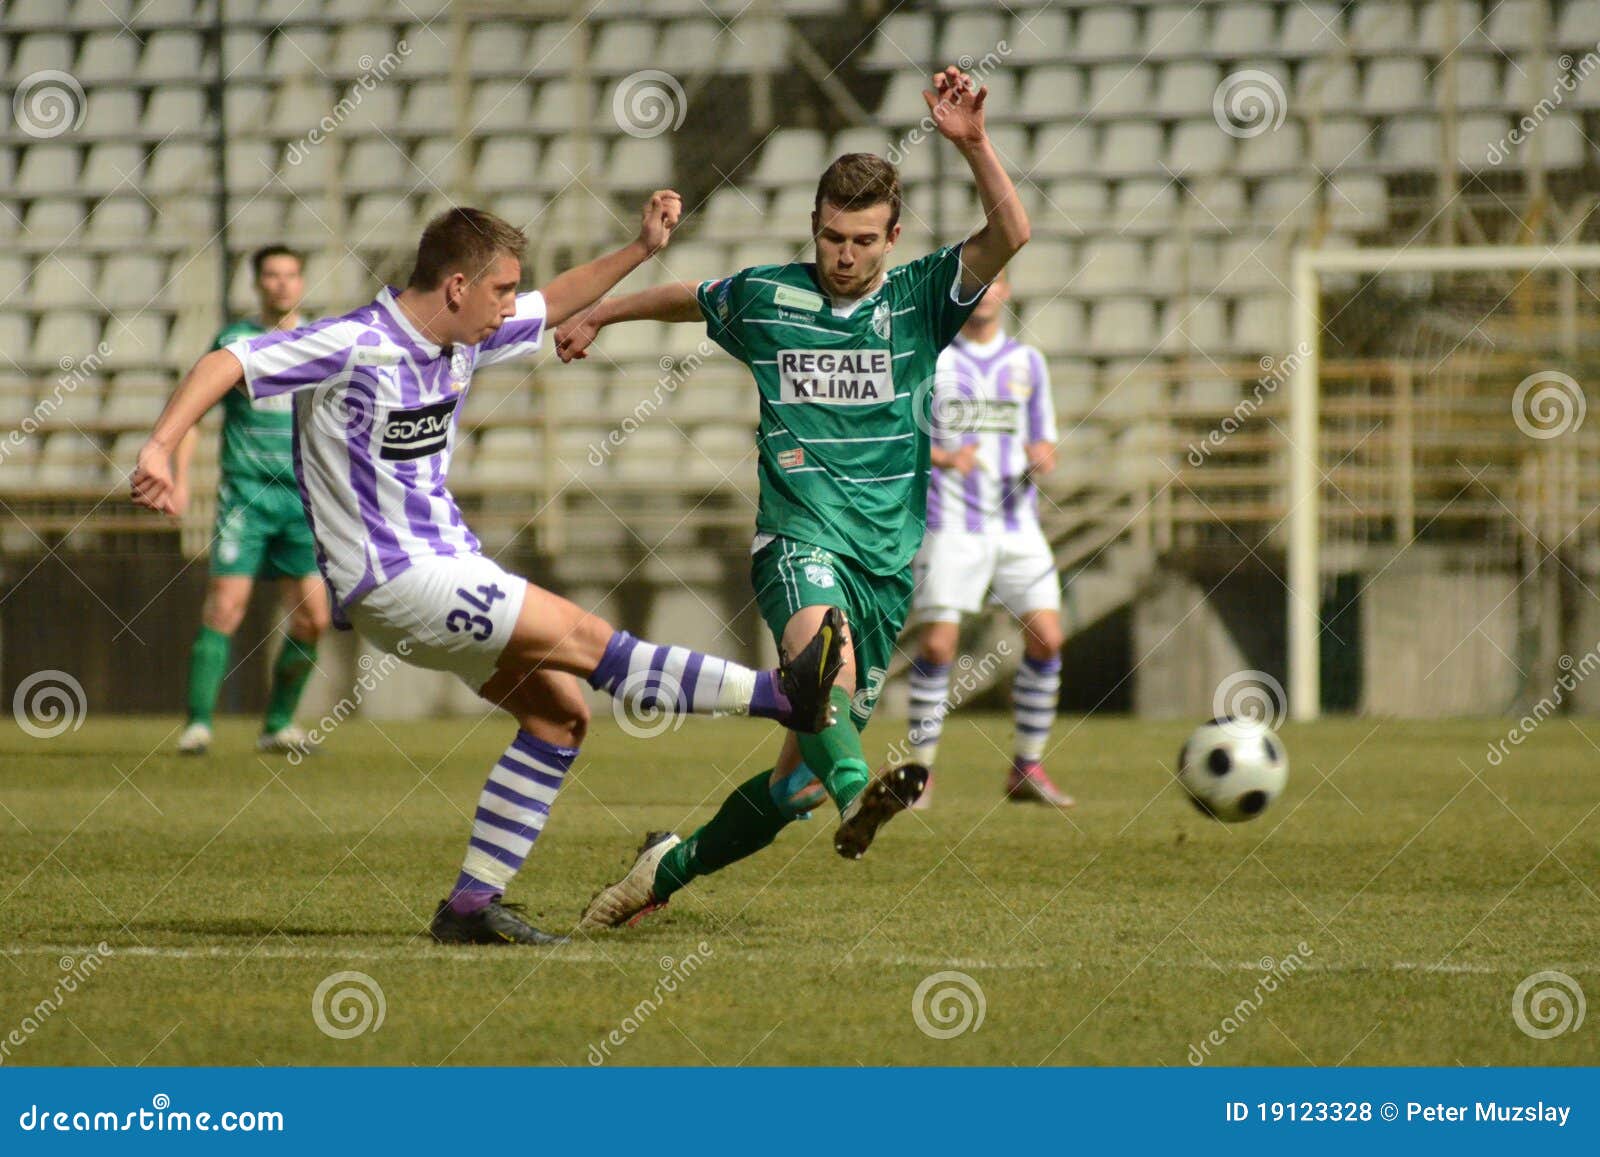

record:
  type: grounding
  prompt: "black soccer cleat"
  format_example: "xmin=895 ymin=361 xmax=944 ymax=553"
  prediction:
xmin=776 ymin=606 xmax=846 ymax=733
xmin=429 ymin=897 xmax=568 ymax=946
xmin=833 ymin=762 xmax=930 ymax=860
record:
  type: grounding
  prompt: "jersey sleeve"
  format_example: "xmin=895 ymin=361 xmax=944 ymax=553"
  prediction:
xmin=899 ymin=243 xmax=987 ymax=350
xmin=1025 ymin=346 xmax=1056 ymax=443
xmin=228 ymin=321 xmax=357 ymax=400
xmin=695 ymin=270 xmax=751 ymax=360
xmin=475 ymin=291 xmax=547 ymax=367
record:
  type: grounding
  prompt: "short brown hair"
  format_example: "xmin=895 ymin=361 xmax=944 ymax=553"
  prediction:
xmin=252 ymin=244 xmax=302 ymax=278
xmin=408 ymin=207 xmax=527 ymax=290
xmin=814 ymin=153 xmax=901 ymax=229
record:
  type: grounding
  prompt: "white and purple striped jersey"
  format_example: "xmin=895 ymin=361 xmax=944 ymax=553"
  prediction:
xmin=226 ymin=286 xmax=546 ymax=613
xmin=926 ymin=331 xmax=1056 ymax=534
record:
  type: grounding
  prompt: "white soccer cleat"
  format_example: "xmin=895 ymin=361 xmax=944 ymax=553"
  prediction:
xmin=176 ymin=722 xmax=212 ymax=755
xmin=579 ymin=831 xmax=680 ymax=930
xmin=257 ymin=726 xmax=313 ymax=755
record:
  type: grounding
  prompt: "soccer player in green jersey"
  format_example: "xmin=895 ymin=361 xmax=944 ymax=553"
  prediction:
xmin=556 ymin=66 xmax=1031 ymax=927
xmin=173 ymin=245 xmax=330 ymax=755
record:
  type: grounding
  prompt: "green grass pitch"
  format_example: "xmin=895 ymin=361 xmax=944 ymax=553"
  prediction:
xmin=2 ymin=713 xmax=1596 ymax=1066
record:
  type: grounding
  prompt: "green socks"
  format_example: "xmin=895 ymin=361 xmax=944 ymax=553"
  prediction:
xmin=185 ymin=625 xmax=232 ymax=726
xmin=797 ymin=686 xmax=871 ymax=811
xmin=263 ymin=634 xmax=318 ymax=733
xmin=655 ymin=770 xmax=791 ymax=899
xmin=651 ymin=688 xmax=875 ymax=902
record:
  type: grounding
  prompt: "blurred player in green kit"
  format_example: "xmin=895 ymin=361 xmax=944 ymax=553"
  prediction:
xmin=174 ymin=246 xmax=330 ymax=755
xmin=556 ymin=66 xmax=1031 ymax=926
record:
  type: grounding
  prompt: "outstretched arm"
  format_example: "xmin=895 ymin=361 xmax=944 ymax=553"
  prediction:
xmin=553 ymin=280 xmax=703 ymax=362
xmin=925 ymin=65 xmax=1030 ymax=294
xmin=540 ymin=190 xmax=682 ymax=328
xmin=131 ymin=348 xmax=244 ymax=515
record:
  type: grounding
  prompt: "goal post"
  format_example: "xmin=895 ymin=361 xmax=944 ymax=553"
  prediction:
xmin=1287 ymin=243 xmax=1600 ymax=721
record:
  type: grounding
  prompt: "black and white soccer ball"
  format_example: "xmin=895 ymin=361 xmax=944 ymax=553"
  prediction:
xmin=1176 ymin=717 xmax=1288 ymax=822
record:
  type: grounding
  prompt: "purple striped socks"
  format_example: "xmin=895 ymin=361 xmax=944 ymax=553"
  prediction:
xmin=588 ymin=629 xmax=784 ymax=720
xmin=449 ymin=730 xmax=574 ymax=914
xmin=907 ymin=657 xmax=952 ymax=765
xmin=1013 ymin=654 xmax=1061 ymax=763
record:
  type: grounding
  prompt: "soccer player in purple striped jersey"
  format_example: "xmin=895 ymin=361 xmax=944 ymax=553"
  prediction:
xmin=908 ymin=270 xmax=1073 ymax=809
xmin=131 ymin=196 xmax=845 ymax=946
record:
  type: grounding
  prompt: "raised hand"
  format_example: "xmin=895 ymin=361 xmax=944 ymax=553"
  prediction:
xmin=922 ymin=65 xmax=989 ymax=150
xmin=638 ymin=189 xmax=683 ymax=255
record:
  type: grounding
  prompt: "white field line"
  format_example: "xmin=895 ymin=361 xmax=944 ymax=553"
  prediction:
xmin=2 ymin=943 xmax=1592 ymax=975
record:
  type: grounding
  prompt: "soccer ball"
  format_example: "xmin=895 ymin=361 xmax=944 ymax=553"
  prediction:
xmin=1176 ymin=717 xmax=1288 ymax=822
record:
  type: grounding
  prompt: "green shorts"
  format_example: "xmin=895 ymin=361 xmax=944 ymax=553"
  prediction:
xmin=211 ymin=477 xmax=318 ymax=579
xmin=751 ymin=537 xmax=914 ymax=730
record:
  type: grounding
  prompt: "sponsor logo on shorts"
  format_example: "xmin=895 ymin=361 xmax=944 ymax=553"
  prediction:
xmin=803 ymin=562 xmax=836 ymax=589
xmin=777 ymin=448 xmax=805 ymax=469
xmin=778 ymin=349 xmax=893 ymax=405
xmin=380 ymin=397 xmax=458 ymax=460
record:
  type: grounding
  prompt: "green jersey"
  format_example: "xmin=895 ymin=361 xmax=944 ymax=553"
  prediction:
xmin=213 ymin=318 xmax=296 ymax=486
xmin=695 ymin=244 xmax=981 ymax=576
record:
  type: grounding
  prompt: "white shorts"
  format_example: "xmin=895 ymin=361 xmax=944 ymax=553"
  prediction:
xmin=346 ymin=554 xmax=529 ymax=691
xmin=911 ymin=528 xmax=1061 ymax=623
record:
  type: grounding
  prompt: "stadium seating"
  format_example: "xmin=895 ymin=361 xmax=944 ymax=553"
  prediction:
xmin=0 ymin=0 xmax=1593 ymax=570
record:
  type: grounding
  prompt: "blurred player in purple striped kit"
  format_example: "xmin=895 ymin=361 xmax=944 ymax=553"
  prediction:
xmin=131 ymin=195 xmax=844 ymax=946
xmin=907 ymin=269 xmax=1073 ymax=808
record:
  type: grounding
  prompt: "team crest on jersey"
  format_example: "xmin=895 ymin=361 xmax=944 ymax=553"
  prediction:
xmin=1007 ymin=371 xmax=1032 ymax=402
xmin=777 ymin=448 xmax=805 ymax=469
xmin=380 ymin=396 xmax=458 ymax=460
xmin=450 ymin=345 xmax=471 ymax=387
xmin=871 ymin=300 xmax=891 ymax=340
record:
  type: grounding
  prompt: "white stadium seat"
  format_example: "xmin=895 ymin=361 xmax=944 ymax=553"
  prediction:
xmin=1279 ymin=3 xmax=1343 ymax=55
xmin=1145 ymin=5 xmax=1210 ymax=60
xmin=1210 ymin=4 xmax=1278 ymax=57
xmin=140 ymin=31 xmax=206 ymax=82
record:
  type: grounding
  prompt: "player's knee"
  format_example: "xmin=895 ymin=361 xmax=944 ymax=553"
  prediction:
xmin=1023 ymin=620 xmax=1063 ymax=659
xmin=290 ymin=602 xmax=330 ymax=640
xmin=920 ymin=625 xmax=958 ymax=666
xmin=769 ymin=766 xmax=826 ymax=819
xmin=201 ymin=591 xmax=247 ymax=634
